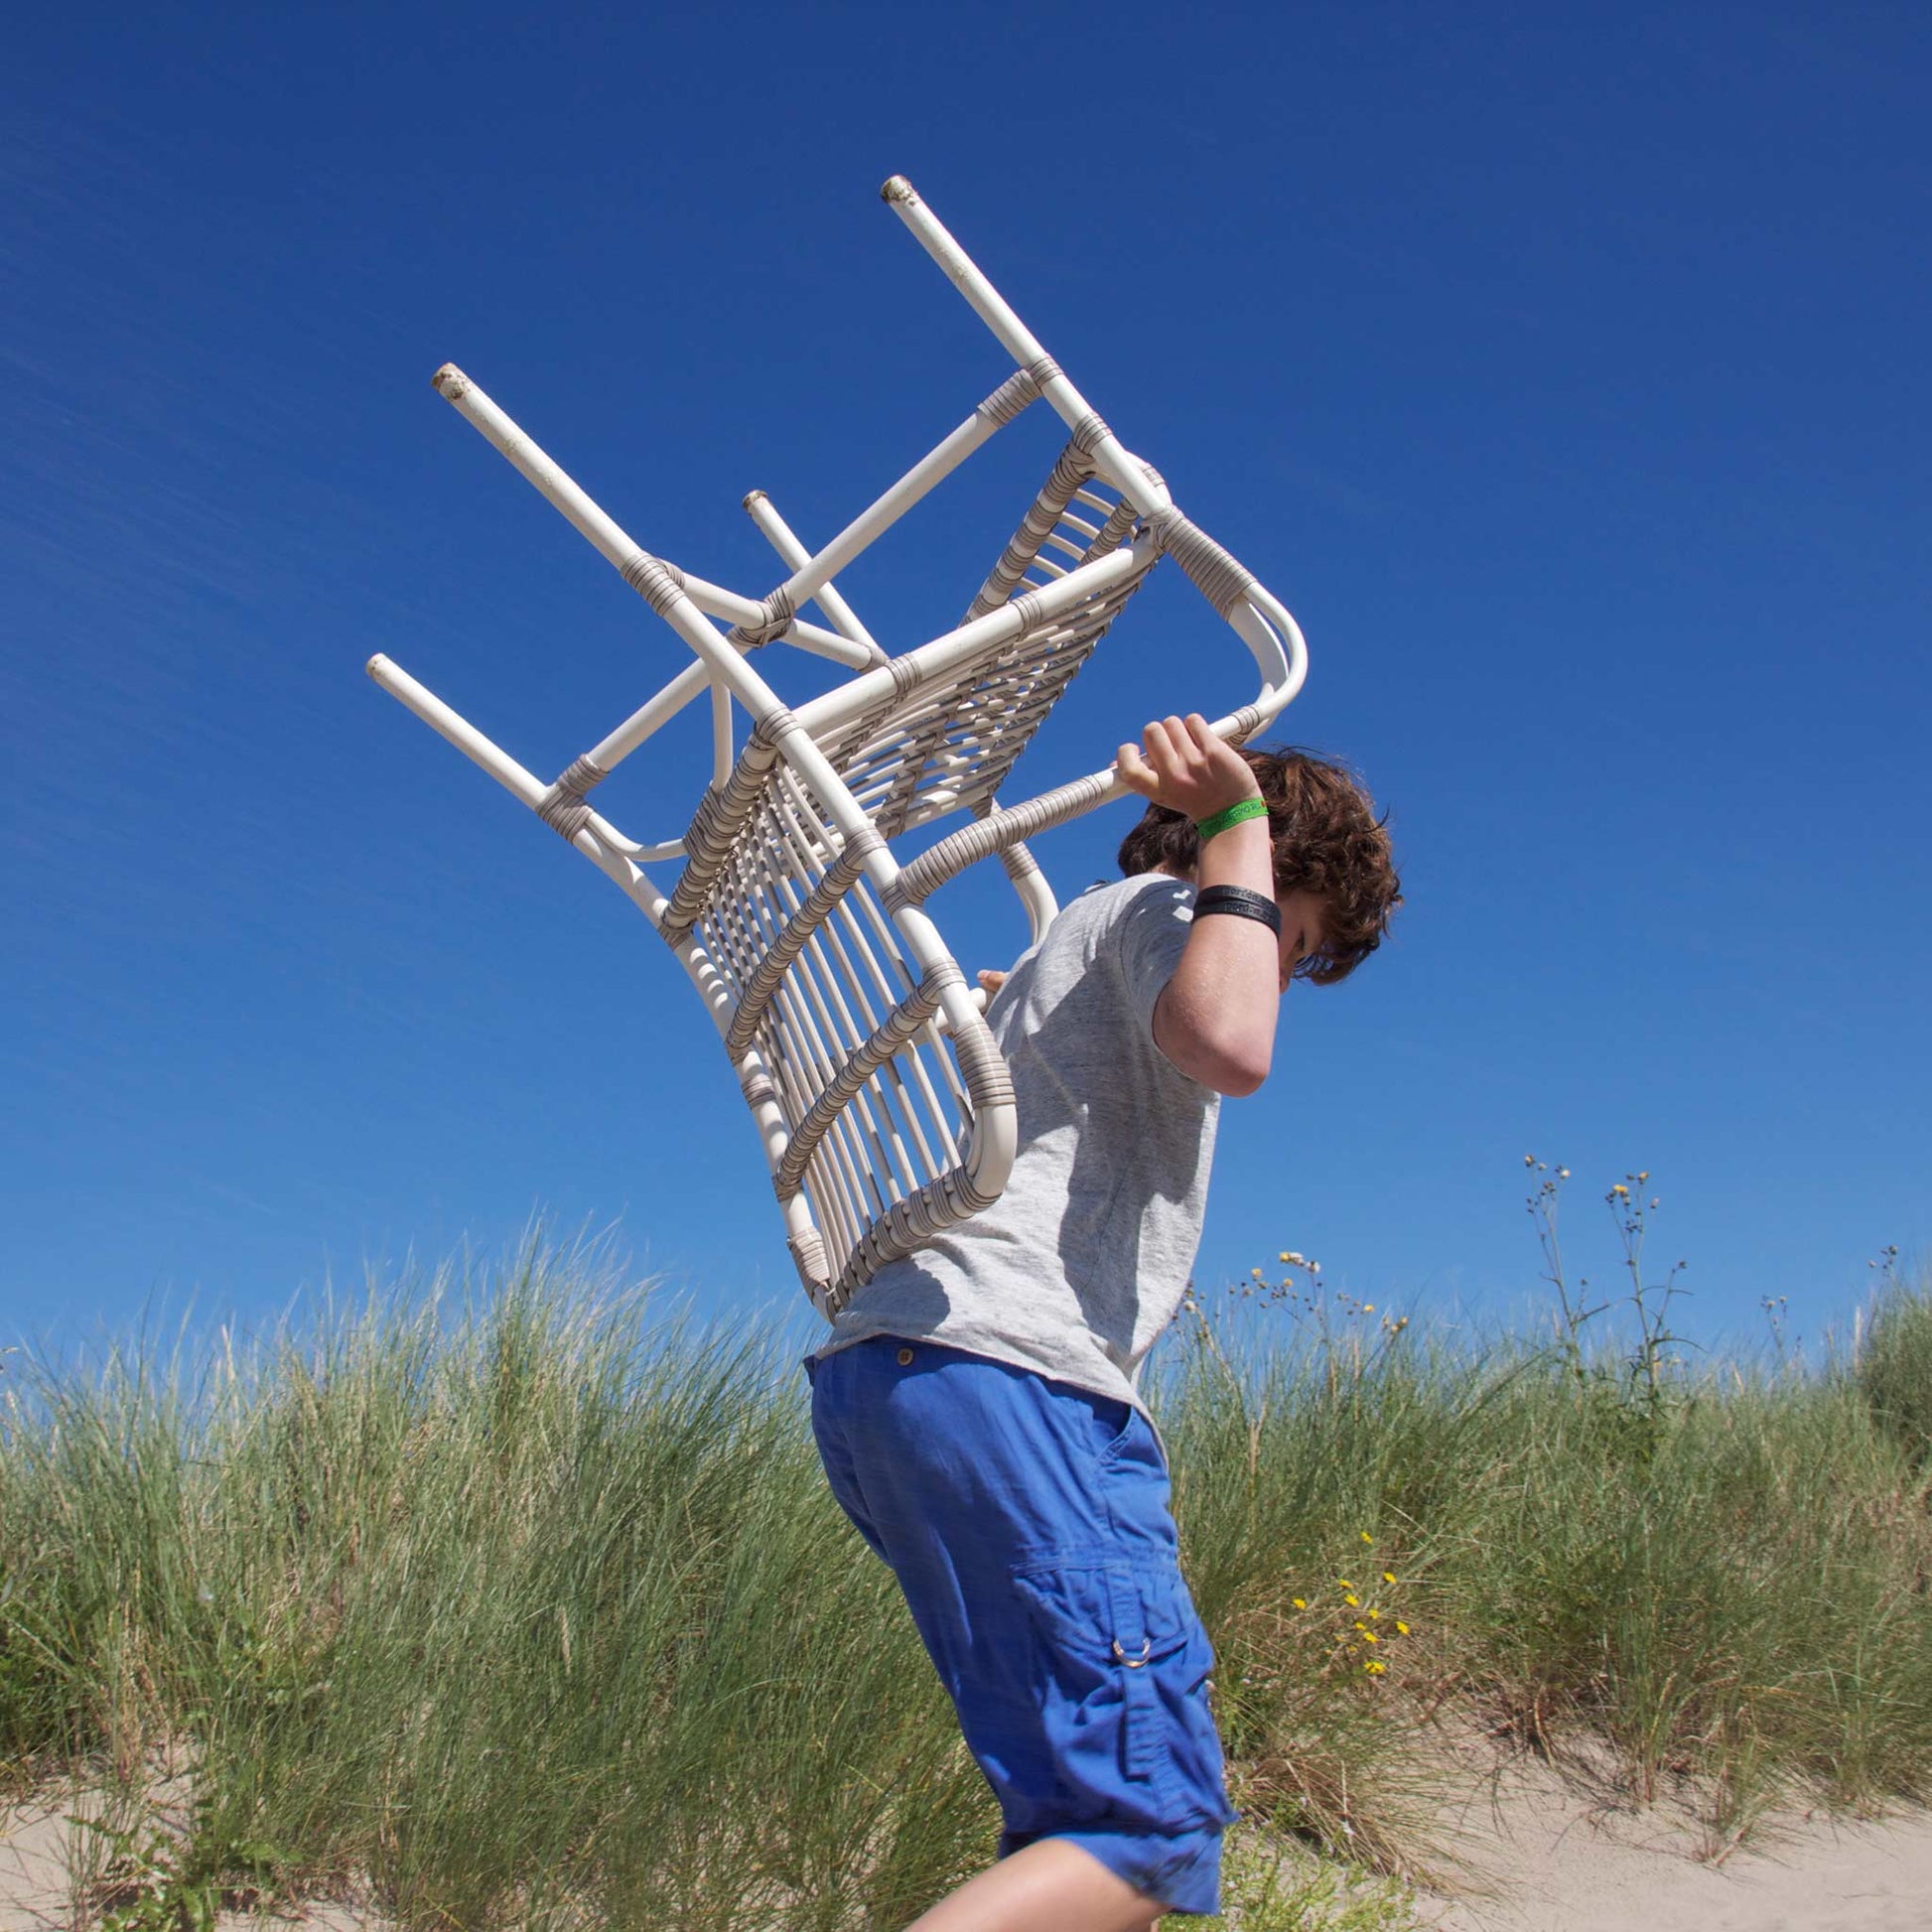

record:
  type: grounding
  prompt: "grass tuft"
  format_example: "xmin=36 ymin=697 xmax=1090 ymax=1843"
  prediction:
xmin=1860 ymin=1265 xmax=1932 ymax=1466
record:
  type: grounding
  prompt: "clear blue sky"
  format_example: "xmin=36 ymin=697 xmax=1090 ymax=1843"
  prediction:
xmin=4 ymin=2 xmax=1926 ymax=1356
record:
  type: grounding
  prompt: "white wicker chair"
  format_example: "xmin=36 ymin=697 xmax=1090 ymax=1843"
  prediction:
xmin=368 ymin=177 xmax=1308 ymax=1315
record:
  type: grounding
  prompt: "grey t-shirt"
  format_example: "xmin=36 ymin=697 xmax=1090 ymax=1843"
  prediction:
xmin=816 ymin=873 xmax=1218 ymax=1416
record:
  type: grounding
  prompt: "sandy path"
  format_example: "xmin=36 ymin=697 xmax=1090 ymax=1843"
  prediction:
xmin=1416 ymin=1751 xmax=1932 ymax=1932
xmin=0 ymin=1797 xmax=383 ymax=1932
xmin=0 ymin=1801 xmax=68 ymax=1932
xmin=9 ymin=1776 xmax=1931 ymax=1929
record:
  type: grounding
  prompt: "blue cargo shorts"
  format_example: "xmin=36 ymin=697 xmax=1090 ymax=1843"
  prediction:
xmin=808 ymin=1335 xmax=1237 ymax=1916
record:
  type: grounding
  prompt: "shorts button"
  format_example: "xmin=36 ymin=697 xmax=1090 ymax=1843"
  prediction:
xmin=897 ymin=1347 xmax=914 ymax=1366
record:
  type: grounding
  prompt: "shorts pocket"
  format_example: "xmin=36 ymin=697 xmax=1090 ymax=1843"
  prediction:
xmin=1079 ymin=1390 xmax=1137 ymax=1464
xmin=1011 ymin=1549 xmax=1204 ymax=1787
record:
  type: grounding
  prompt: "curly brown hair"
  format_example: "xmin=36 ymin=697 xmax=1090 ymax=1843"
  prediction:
xmin=1116 ymin=746 xmax=1400 ymax=984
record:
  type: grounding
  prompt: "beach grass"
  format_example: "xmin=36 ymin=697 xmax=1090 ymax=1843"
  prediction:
xmin=2 ymin=1233 xmax=1928 ymax=1928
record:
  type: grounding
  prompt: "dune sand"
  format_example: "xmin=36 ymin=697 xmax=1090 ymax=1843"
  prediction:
xmin=1414 ymin=1745 xmax=1932 ymax=1932
xmin=7 ymin=1772 xmax=1930 ymax=1929
xmin=0 ymin=1795 xmax=384 ymax=1932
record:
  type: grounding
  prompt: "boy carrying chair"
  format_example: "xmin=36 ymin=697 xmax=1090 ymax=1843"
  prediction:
xmin=811 ymin=715 xmax=1398 ymax=1927
xmin=369 ymin=176 xmax=1400 ymax=1927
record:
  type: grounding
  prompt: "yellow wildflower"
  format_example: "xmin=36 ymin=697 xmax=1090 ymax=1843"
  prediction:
xmin=1612 ymin=1183 xmax=1629 ymax=1196
xmin=1337 ymin=1579 xmax=1355 ymax=1590
xmin=1293 ymin=1597 xmax=1307 ymax=1610
xmin=1360 ymin=1531 xmax=1373 ymax=1544
xmin=1382 ymin=1572 xmax=1397 ymax=1585
xmin=1343 ymin=1593 xmax=1360 ymax=1607
xmin=1395 ymin=1621 xmax=1410 ymax=1635
xmin=1364 ymin=1631 xmax=1379 ymax=1643
xmin=1365 ymin=1660 xmax=1386 ymax=1675
xmin=1367 ymin=1609 xmax=1380 ymax=1620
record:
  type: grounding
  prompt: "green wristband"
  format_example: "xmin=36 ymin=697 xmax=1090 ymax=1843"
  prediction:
xmin=1194 ymin=797 xmax=1269 ymax=842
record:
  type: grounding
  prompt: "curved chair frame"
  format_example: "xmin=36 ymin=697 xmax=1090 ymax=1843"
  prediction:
xmin=368 ymin=178 xmax=1309 ymax=1312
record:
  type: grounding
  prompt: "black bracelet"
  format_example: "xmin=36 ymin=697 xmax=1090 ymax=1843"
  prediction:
xmin=1192 ymin=885 xmax=1282 ymax=935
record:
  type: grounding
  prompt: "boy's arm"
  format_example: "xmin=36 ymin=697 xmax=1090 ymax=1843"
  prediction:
xmin=1118 ymin=715 xmax=1281 ymax=1097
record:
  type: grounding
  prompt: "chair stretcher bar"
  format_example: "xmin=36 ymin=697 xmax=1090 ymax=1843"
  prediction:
xmin=882 ymin=178 xmax=1170 ymax=521
xmin=431 ymin=365 xmax=872 ymax=672
xmin=364 ymin=654 xmax=685 ymax=876
xmin=743 ymin=489 xmax=886 ymax=661
xmin=753 ymin=371 xmax=1039 ymax=627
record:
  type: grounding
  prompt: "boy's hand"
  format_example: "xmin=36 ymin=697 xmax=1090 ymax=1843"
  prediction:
xmin=1117 ymin=715 xmax=1261 ymax=822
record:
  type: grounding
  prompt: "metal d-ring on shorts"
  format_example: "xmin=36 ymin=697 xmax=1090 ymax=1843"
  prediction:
xmin=807 ymin=1336 xmax=1237 ymax=1916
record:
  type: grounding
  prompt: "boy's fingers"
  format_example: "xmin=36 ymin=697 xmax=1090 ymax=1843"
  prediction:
xmin=1144 ymin=722 xmax=1189 ymax=787
xmin=1188 ymin=714 xmax=1233 ymax=772
xmin=1189 ymin=711 xmax=1260 ymax=790
xmin=1117 ymin=742 xmax=1157 ymax=794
